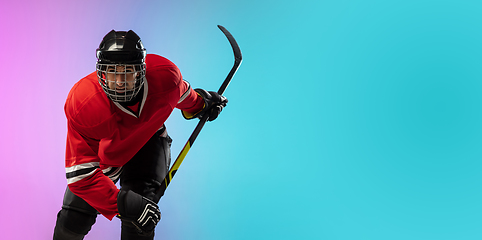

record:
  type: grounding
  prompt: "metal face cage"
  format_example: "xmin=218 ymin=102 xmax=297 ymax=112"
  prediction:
xmin=96 ymin=63 xmax=146 ymax=102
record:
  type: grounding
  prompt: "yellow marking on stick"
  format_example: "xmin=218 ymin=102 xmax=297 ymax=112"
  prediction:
xmin=168 ymin=142 xmax=191 ymax=181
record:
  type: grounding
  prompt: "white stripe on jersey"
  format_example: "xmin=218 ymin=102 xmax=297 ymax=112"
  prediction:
xmin=66 ymin=162 xmax=100 ymax=174
xmin=102 ymin=166 xmax=123 ymax=182
xmin=65 ymin=162 xmax=100 ymax=184
xmin=178 ymin=80 xmax=192 ymax=104
xmin=67 ymin=170 xmax=98 ymax=184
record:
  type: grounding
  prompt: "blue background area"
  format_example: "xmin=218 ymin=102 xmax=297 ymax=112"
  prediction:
xmin=1 ymin=0 xmax=482 ymax=239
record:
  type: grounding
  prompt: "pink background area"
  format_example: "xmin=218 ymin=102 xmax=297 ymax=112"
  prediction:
xmin=0 ymin=1 xmax=156 ymax=239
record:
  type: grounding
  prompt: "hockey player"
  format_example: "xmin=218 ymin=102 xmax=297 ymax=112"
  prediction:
xmin=53 ymin=30 xmax=227 ymax=240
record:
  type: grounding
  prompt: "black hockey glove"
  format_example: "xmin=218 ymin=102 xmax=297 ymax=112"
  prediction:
xmin=117 ymin=189 xmax=161 ymax=236
xmin=182 ymin=88 xmax=228 ymax=121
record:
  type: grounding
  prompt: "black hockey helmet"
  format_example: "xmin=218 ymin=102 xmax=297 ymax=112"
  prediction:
xmin=96 ymin=30 xmax=146 ymax=64
xmin=96 ymin=30 xmax=147 ymax=103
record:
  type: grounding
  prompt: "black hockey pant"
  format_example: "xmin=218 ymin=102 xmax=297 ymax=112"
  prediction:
xmin=53 ymin=128 xmax=172 ymax=240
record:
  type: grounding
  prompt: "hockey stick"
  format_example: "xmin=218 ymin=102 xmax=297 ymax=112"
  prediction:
xmin=155 ymin=25 xmax=242 ymax=199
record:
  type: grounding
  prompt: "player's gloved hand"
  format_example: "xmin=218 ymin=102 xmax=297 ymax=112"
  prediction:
xmin=182 ymin=89 xmax=228 ymax=121
xmin=194 ymin=88 xmax=228 ymax=121
xmin=117 ymin=189 xmax=161 ymax=236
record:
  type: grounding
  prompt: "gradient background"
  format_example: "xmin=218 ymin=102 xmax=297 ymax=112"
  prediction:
xmin=1 ymin=0 xmax=482 ymax=239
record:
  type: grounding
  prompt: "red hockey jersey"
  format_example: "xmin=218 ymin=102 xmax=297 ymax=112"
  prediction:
xmin=64 ymin=54 xmax=204 ymax=220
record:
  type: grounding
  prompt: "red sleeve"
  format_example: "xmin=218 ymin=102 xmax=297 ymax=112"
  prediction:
xmin=65 ymin=120 xmax=120 ymax=220
xmin=68 ymin=171 xmax=119 ymax=220
xmin=175 ymin=80 xmax=204 ymax=113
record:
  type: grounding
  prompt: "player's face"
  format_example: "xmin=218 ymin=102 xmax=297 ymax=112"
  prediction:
xmin=105 ymin=65 xmax=137 ymax=92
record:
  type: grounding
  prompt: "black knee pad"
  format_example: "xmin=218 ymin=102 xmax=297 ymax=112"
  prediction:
xmin=54 ymin=187 xmax=98 ymax=239
xmin=62 ymin=186 xmax=98 ymax=215
xmin=55 ymin=208 xmax=97 ymax=236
